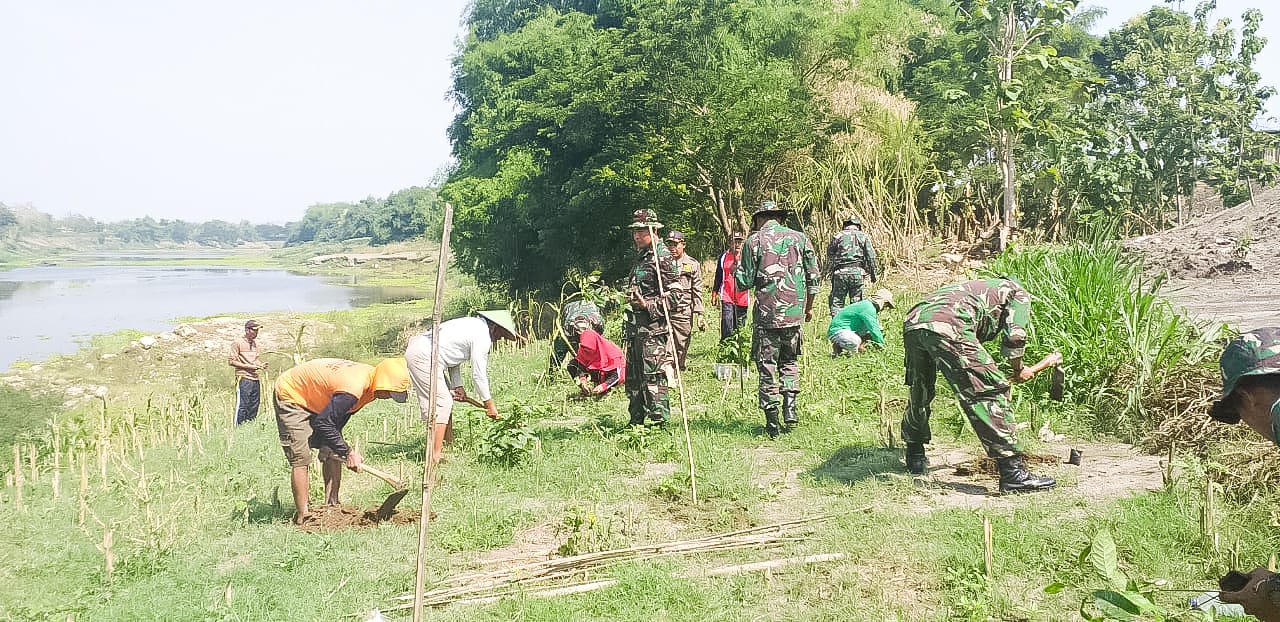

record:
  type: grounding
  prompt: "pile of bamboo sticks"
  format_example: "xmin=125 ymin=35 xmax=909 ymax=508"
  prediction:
xmin=381 ymin=513 xmax=858 ymax=612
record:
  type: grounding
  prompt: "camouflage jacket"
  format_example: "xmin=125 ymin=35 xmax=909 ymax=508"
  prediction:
xmin=672 ymin=253 xmax=705 ymax=318
xmin=561 ymin=299 xmax=603 ymax=334
xmin=903 ymin=278 xmax=1030 ymax=359
xmin=734 ymin=219 xmax=820 ymax=329
xmin=827 ymin=226 xmax=877 ymax=278
xmin=624 ymin=239 xmax=679 ymax=336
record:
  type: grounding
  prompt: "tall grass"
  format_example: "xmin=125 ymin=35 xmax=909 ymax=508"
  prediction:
xmin=983 ymin=242 xmax=1222 ymax=439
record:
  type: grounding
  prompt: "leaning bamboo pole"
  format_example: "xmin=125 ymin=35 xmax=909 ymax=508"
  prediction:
xmin=412 ymin=202 xmax=454 ymax=622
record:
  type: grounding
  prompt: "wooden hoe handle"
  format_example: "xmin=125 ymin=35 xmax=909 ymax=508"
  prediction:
xmin=358 ymin=463 xmax=405 ymax=490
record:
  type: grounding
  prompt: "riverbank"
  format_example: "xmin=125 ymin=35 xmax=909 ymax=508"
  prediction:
xmin=2 ymin=246 xmax=1273 ymax=621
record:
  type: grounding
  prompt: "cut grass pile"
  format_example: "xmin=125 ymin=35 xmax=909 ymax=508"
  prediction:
xmin=0 ymin=250 xmax=1275 ymax=621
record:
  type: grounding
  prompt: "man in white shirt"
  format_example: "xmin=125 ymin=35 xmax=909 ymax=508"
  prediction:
xmin=404 ymin=310 xmax=521 ymax=464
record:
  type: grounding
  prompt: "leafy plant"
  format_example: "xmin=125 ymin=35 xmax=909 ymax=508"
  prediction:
xmin=715 ymin=327 xmax=752 ymax=366
xmin=946 ymin=565 xmax=992 ymax=621
xmin=555 ymin=505 xmax=616 ymax=556
xmin=475 ymin=402 xmax=541 ymax=467
xmin=1045 ymin=529 xmax=1229 ymax=621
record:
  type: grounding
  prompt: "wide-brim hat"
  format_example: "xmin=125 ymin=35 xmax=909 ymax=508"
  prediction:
xmin=476 ymin=309 xmax=522 ymax=342
xmin=1218 ymin=327 xmax=1280 ymax=400
xmin=871 ymin=288 xmax=895 ymax=309
xmin=628 ymin=208 xmax=664 ymax=229
xmin=751 ymin=200 xmax=790 ymax=219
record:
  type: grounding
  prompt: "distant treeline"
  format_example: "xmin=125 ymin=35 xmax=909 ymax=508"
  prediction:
xmin=0 ymin=185 xmax=445 ymax=248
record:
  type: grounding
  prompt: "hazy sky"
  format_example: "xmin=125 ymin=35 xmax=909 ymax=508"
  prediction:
xmin=0 ymin=1 xmax=1274 ymax=224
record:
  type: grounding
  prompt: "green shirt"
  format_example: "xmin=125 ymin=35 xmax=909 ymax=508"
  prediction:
xmin=827 ymin=300 xmax=885 ymax=346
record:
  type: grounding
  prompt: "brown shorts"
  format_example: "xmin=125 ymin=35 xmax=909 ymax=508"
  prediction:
xmin=273 ymin=394 xmax=338 ymax=467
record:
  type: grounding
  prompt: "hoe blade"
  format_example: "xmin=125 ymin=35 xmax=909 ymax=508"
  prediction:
xmin=376 ymin=489 xmax=409 ymax=521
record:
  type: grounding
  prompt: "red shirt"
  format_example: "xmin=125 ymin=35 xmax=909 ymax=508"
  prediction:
xmin=716 ymin=251 xmax=749 ymax=306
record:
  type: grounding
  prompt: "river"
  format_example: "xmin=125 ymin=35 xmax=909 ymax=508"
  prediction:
xmin=0 ymin=264 xmax=425 ymax=370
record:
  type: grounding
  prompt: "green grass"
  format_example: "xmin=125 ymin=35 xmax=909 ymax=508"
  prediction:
xmin=0 ymin=273 xmax=1270 ymax=621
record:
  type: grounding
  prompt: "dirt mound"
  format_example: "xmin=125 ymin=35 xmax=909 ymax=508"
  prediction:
xmin=299 ymin=504 xmax=422 ymax=532
xmin=1125 ymin=185 xmax=1280 ymax=330
xmin=1125 ymin=187 xmax=1280 ymax=279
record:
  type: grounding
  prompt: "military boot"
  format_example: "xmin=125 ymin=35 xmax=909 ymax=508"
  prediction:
xmin=905 ymin=443 xmax=928 ymax=475
xmin=782 ymin=394 xmax=799 ymax=428
xmin=997 ymin=455 xmax=1056 ymax=493
xmin=763 ymin=407 xmax=782 ymax=439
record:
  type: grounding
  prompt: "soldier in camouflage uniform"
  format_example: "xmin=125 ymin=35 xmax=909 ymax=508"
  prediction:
xmin=735 ymin=201 xmax=820 ymax=437
xmin=902 ymin=277 xmax=1060 ymax=493
xmin=1209 ymin=327 xmax=1280 ymax=445
xmin=549 ymin=294 xmax=605 ymax=371
xmin=1206 ymin=328 xmax=1280 ymax=620
xmin=827 ymin=217 xmax=878 ymax=316
xmin=665 ymin=230 xmax=706 ymax=371
xmin=623 ymin=209 xmax=680 ymax=426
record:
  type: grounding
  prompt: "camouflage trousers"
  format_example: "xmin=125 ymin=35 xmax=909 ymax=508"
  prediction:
xmin=753 ymin=325 xmax=802 ymax=411
xmin=670 ymin=313 xmax=693 ymax=371
xmin=829 ymin=268 xmax=865 ymax=315
xmin=625 ymin=330 xmax=672 ymax=424
xmin=901 ymin=328 xmax=1022 ymax=459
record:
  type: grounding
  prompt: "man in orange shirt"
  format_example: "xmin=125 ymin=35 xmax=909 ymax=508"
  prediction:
xmin=272 ymin=357 xmax=410 ymax=525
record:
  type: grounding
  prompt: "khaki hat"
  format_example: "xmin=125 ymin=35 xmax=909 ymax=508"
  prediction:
xmin=476 ymin=309 xmax=522 ymax=341
xmin=871 ymin=288 xmax=895 ymax=309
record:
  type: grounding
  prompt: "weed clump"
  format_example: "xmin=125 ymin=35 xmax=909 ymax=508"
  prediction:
xmin=983 ymin=242 xmax=1221 ymax=440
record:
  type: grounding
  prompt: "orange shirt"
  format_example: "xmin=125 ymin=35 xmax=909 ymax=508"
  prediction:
xmin=274 ymin=358 xmax=377 ymax=414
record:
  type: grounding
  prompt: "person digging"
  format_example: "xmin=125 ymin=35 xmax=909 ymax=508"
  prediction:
xmin=900 ymin=277 xmax=1062 ymax=493
xmin=272 ymin=357 xmax=410 ymax=525
xmin=404 ymin=310 xmax=522 ymax=465
xmin=1206 ymin=327 xmax=1280 ymax=621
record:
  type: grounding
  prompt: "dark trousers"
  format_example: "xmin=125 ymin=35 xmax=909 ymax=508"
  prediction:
xmin=235 ymin=377 xmax=261 ymax=425
xmin=719 ymin=301 xmax=749 ymax=341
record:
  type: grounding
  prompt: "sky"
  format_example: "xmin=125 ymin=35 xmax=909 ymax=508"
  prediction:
xmin=0 ymin=0 xmax=1275 ymax=224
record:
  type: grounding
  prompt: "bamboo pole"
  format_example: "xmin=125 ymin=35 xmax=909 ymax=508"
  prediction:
xmin=983 ymin=516 xmax=994 ymax=579
xmin=413 ymin=202 xmax=453 ymax=622
xmin=645 ymin=225 xmax=698 ymax=504
xmin=12 ymin=445 xmax=23 ymax=507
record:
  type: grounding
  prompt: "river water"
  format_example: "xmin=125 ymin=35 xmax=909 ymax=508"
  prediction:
xmin=0 ymin=264 xmax=424 ymax=370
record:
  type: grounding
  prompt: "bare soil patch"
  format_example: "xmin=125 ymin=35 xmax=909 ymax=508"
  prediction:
xmin=910 ymin=441 xmax=1165 ymax=512
xmin=1125 ymin=185 xmax=1280 ymax=330
xmin=298 ymin=504 xmax=421 ymax=532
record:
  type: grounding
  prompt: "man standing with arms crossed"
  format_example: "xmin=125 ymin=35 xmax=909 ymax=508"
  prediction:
xmin=665 ymin=230 xmax=706 ymax=371
xmin=229 ymin=319 xmax=267 ymax=425
xmin=624 ymin=209 xmax=680 ymax=426
xmin=735 ymin=201 xmax=819 ymax=437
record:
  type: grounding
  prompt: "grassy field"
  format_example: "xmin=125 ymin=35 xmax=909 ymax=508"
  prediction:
xmin=0 ymin=249 xmax=1274 ymax=621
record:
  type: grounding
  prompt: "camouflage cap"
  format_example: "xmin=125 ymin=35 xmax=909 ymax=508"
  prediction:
xmin=751 ymin=200 xmax=790 ymax=218
xmin=843 ymin=216 xmax=862 ymax=228
xmin=1218 ymin=327 xmax=1280 ymax=399
xmin=628 ymin=209 xmax=664 ymax=229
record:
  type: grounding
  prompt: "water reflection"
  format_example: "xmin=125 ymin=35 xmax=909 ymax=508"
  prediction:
xmin=0 ymin=265 xmax=426 ymax=369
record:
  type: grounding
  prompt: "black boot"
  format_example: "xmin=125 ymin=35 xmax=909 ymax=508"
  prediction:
xmin=763 ymin=407 xmax=782 ymax=439
xmin=997 ymin=455 xmax=1056 ymax=493
xmin=905 ymin=443 xmax=928 ymax=475
xmin=782 ymin=394 xmax=798 ymax=428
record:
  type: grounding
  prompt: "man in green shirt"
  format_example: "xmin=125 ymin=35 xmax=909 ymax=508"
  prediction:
xmin=828 ymin=289 xmax=894 ymax=355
